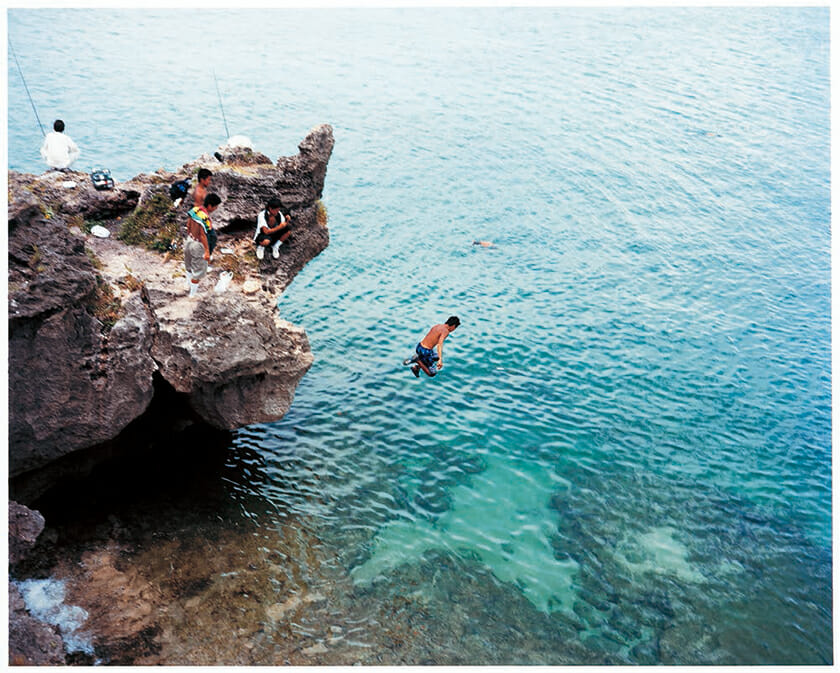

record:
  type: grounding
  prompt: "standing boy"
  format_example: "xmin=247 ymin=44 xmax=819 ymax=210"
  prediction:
xmin=184 ymin=193 xmax=222 ymax=297
xmin=404 ymin=316 xmax=461 ymax=377
xmin=193 ymin=168 xmax=213 ymax=208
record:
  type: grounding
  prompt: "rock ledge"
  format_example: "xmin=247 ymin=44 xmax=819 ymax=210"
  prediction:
xmin=8 ymin=125 xmax=334 ymax=483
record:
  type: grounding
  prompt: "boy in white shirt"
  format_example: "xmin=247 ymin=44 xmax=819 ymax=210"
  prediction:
xmin=254 ymin=198 xmax=292 ymax=260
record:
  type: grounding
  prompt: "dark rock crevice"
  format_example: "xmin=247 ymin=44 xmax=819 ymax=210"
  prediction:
xmin=10 ymin=371 xmax=234 ymax=507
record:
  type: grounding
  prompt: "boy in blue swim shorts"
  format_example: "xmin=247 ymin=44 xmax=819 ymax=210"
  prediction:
xmin=403 ymin=316 xmax=461 ymax=377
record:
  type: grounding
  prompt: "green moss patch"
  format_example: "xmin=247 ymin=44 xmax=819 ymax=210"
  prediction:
xmin=87 ymin=277 xmax=124 ymax=331
xmin=316 ymin=200 xmax=328 ymax=228
xmin=118 ymin=193 xmax=180 ymax=253
xmin=216 ymin=250 xmax=259 ymax=282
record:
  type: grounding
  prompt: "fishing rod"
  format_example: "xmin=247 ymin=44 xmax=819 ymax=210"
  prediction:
xmin=213 ymin=69 xmax=231 ymax=140
xmin=9 ymin=40 xmax=46 ymax=137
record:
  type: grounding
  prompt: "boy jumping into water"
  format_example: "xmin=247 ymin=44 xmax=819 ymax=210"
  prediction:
xmin=404 ymin=316 xmax=461 ymax=377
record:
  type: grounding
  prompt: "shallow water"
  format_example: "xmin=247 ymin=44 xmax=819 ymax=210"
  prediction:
xmin=8 ymin=7 xmax=832 ymax=665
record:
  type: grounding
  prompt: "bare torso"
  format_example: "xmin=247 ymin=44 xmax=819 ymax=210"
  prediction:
xmin=420 ymin=324 xmax=450 ymax=349
xmin=194 ymin=183 xmax=208 ymax=208
xmin=186 ymin=216 xmax=205 ymax=241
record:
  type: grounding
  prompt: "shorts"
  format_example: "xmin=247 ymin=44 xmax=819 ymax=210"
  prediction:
xmin=415 ymin=343 xmax=439 ymax=374
xmin=255 ymin=225 xmax=290 ymax=247
xmin=184 ymin=238 xmax=208 ymax=280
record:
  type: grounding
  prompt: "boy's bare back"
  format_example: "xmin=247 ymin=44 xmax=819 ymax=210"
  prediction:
xmin=420 ymin=323 xmax=450 ymax=349
xmin=194 ymin=183 xmax=208 ymax=208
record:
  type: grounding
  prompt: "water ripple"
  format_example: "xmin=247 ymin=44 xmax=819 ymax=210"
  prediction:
xmin=8 ymin=6 xmax=831 ymax=665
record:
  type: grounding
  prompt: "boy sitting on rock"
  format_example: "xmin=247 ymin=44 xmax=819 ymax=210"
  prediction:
xmin=254 ymin=198 xmax=292 ymax=260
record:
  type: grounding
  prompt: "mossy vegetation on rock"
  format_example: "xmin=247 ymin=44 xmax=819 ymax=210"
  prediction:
xmin=86 ymin=276 xmax=125 ymax=331
xmin=28 ymin=244 xmax=46 ymax=273
xmin=316 ymin=199 xmax=328 ymax=227
xmin=118 ymin=192 xmax=180 ymax=253
xmin=215 ymin=246 xmax=259 ymax=282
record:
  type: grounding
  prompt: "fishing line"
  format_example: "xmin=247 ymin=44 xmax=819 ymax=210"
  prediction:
xmin=9 ymin=40 xmax=46 ymax=137
xmin=213 ymin=70 xmax=231 ymax=140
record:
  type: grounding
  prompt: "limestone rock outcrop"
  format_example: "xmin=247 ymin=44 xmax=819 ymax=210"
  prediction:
xmin=148 ymin=291 xmax=313 ymax=430
xmin=8 ymin=199 xmax=157 ymax=476
xmin=8 ymin=125 xmax=334 ymax=482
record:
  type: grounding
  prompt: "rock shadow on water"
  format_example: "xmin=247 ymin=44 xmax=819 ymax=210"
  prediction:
xmin=10 ymin=371 xmax=234 ymax=507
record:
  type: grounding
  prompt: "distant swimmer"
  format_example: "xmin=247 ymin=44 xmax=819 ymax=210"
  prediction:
xmin=403 ymin=316 xmax=461 ymax=378
xmin=473 ymin=240 xmax=494 ymax=248
xmin=40 ymin=119 xmax=80 ymax=171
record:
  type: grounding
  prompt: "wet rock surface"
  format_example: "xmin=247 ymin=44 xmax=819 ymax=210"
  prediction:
xmin=9 ymin=501 xmax=46 ymax=565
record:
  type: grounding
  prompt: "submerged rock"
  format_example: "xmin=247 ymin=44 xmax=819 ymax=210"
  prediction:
xmin=8 ymin=125 xmax=334 ymax=485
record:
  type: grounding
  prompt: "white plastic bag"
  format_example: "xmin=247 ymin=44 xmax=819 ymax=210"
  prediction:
xmin=214 ymin=271 xmax=233 ymax=293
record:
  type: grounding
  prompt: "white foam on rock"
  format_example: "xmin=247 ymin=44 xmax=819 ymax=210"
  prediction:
xmin=14 ymin=578 xmax=94 ymax=655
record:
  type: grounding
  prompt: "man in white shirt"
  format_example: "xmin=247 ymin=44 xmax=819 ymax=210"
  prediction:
xmin=40 ymin=119 xmax=80 ymax=170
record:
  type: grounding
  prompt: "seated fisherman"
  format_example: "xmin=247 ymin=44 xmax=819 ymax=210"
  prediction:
xmin=254 ymin=197 xmax=292 ymax=260
xmin=40 ymin=119 xmax=80 ymax=171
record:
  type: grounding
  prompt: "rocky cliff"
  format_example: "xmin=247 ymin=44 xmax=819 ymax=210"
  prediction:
xmin=8 ymin=125 xmax=334 ymax=486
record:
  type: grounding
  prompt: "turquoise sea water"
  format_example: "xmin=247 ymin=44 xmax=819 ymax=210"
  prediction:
xmin=8 ymin=8 xmax=832 ymax=665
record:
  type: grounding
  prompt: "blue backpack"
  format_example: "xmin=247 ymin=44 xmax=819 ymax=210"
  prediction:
xmin=169 ymin=178 xmax=191 ymax=201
